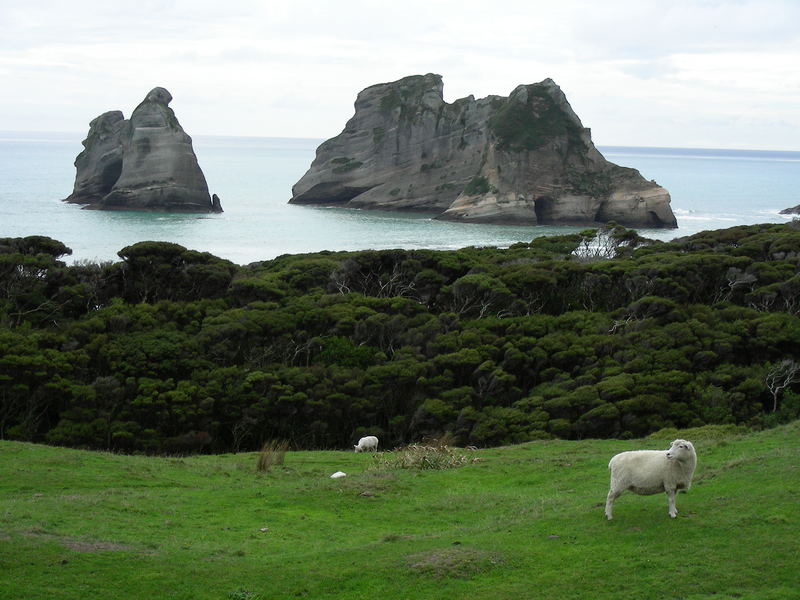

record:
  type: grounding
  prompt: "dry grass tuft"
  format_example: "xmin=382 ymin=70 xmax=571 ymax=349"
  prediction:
xmin=256 ymin=440 xmax=289 ymax=472
xmin=370 ymin=442 xmax=473 ymax=471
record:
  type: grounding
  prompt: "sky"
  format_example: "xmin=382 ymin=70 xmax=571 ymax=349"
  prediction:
xmin=1 ymin=0 xmax=799 ymax=150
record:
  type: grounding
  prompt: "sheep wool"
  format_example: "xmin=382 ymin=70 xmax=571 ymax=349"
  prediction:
xmin=605 ymin=439 xmax=697 ymax=520
xmin=354 ymin=435 xmax=379 ymax=452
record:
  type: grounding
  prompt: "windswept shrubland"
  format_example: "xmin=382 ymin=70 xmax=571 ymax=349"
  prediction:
xmin=1 ymin=223 xmax=799 ymax=453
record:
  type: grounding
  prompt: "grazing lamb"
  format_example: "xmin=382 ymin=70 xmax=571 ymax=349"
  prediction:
xmin=605 ymin=439 xmax=697 ymax=520
xmin=354 ymin=435 xmax=379 ymax=452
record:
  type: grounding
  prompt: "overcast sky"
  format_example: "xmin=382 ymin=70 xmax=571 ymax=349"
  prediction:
xmin=2 ymin=0 xmax=799 ymax=150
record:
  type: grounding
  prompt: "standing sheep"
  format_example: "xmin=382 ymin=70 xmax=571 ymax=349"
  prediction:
xmin=354 ymin=435 xmax=379 ymax=452
xmin=605 ymin=439 xmax=697 ymax=520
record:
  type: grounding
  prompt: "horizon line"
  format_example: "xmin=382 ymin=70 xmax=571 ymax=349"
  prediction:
xmin=1 ymin=128 xmax=798 ymax=155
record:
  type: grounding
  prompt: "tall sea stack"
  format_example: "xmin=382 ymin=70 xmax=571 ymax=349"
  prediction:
xmin=65 ymin=87 xmax=221 ymax=213
xmin=289 ymin=74 xmax=676 ymax=228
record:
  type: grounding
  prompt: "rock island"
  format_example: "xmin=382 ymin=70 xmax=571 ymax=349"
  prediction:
xmin=290 ymin=74 xmax=676 ymax=228
xmin=64 ymin=87 xmax=222 ymax=213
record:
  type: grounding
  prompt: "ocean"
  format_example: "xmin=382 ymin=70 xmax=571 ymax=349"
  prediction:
xmin=1 ymin=131 xmax=798 ymax=265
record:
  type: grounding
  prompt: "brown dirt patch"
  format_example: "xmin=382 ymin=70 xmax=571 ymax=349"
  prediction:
xmin=62 ymin=539 xmax=135 ymax=553
xmin=405 ymin=546 xmax=503 ymax=579
xmin=20 ymin=529 xmax=138 ymax=553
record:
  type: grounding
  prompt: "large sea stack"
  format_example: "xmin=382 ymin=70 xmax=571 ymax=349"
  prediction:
xmin=290 ymin=74 xmax=676 ymax=228
xmin=64 ymin=87 xmax=221 ymax=213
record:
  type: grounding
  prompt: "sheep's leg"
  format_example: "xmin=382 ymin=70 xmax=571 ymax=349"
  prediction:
xmin=605 ymin=488 xmax=621 ymax=520
xmin=666 ymin=489 xmax=677 ymax=518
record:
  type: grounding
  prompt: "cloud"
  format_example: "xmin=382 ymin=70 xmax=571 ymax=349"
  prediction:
xmin=1 ymin=0 xmax=799 ymax=149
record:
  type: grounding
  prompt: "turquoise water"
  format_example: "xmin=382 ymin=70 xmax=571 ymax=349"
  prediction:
xmin=1 ymin=131 xmax=798 ymax=265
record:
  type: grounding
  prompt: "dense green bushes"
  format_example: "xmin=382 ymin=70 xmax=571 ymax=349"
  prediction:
xmin=1 ymin=223 xmax=799 ymax=453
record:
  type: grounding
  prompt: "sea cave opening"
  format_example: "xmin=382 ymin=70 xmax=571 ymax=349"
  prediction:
xmin=100 ymin=159 xmax=123 ymax=192
xmin=594 ymin=201 xmax=610 ymax=223
xmin=533 ymin=196 xmax=554 ymax=223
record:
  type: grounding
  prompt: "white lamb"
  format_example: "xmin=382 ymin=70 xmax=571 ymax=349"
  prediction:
xmin=605 ymin=439 xmax=697 ymax=520
xmin=354 ymin=435 xmax=379 ymax=452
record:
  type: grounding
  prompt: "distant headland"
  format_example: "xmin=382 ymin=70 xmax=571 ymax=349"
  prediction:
xmin=64 ymin=87 xmax=222 ymax=213
xmin=289 ymin=74 xmax=676 ymax=228
xmin=780 ymin=204 xmax=800 ymax=215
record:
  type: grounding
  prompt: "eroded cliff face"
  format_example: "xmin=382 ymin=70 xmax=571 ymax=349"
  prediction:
xmin=64 ymin=87 xmax=220 ymax=213
xmin=290 ymin=74 xmax=676 ymax=228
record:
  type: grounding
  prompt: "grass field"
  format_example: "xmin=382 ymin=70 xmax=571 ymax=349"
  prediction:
xmin=1 ymin=422 xmax=798 ymax=599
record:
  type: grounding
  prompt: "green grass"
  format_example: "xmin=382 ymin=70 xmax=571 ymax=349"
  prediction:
xmin=1 ymin=422 xmax=798 ymax=599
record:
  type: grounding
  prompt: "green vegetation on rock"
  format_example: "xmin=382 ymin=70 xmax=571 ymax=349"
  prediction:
xmin=420 ymin=161 xmax=443 ymax=172
xmin=489 ymin=85 xmax=584 ymax=152
xmin=377 ymin=75 xmax=440 ymax=122
xmin=331 ymin=157 xmax=363 ymax=174
xmin=566 ymin=168 xmax=613 ymax=197
xmin=463 ymin=176 xmax=491 ymax=195
xmin=380 ymin=89 xmax=403 ymax=113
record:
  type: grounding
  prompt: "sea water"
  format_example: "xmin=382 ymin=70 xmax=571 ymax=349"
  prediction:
xmin=0 ymin=131 xmax=797 ymax=265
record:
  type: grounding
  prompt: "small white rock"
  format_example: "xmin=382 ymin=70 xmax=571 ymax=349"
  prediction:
xmin=330 ymin=471 xmax=347 ymax=479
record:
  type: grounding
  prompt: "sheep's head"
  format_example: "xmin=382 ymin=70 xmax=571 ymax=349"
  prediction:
xmin=666 ymin=439 xmax=695 ymax=461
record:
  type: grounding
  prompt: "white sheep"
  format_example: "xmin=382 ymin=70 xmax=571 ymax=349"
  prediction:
xmin=605 ymin=439 xmax=696 ymax=520
xmin=354 ymin=435 xmax=379 ymax=452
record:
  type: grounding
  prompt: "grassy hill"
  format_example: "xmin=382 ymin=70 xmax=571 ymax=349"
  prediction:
xmin=1 ymin=422 xmax=797 ymax=599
